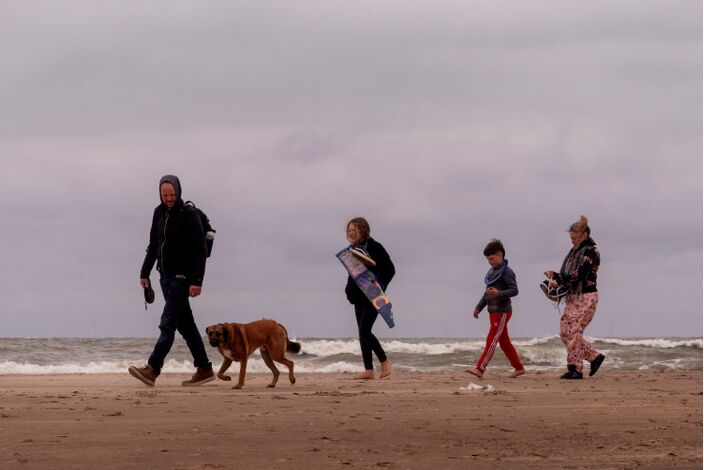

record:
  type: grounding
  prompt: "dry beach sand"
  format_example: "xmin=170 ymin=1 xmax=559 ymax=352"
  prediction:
xmin=0 ymin=369 xmax=701 ymax=469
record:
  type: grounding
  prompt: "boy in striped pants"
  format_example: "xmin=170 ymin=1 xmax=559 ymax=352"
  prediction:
xmin=466 ymin=239 xmax=525 ymax=379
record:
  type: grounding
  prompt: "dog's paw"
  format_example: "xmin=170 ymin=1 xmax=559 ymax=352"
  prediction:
xmin=233 ymin=384 xmax=243 ymax=390
xmin=218 ymin=374 xmax=231 ymax=381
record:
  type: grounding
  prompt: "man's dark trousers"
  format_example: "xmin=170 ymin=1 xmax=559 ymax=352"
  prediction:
xmin=148 ymin=276 xmax=212 ymax=374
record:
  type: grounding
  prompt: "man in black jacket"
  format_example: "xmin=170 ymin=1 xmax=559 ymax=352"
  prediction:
xmin=129 ymin=175 xmax=214 ymax=387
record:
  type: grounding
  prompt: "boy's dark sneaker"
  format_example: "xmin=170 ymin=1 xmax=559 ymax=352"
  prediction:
xmin=182 ymin=367 xmax=215 ymax=386
xmin=129 ymin=364 xmax=158 ymax=387
xmin=560 ymin=365 xmax=583 ymax=380
xmin=589 ymin=354 xmax=606 ymax=377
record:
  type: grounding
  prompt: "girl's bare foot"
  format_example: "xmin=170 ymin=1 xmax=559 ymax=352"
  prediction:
xmin=380 ymin=359 xmax=392 ymax=378
xmin=465 ymin=367 xmax=483 ymax=378
xmin=354 ymin=370 xmax=375 ymax=380
xmin=508 ymin=369 xmax=525 ymax=378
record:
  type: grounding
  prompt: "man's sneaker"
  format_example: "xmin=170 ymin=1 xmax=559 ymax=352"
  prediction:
xmin=128 ymin=364 xmax=158 ymax=387
xmin=182 ymin=367 xmax=215 ymax=387
xmin=589 ymin=354 xmax=605 ymax=377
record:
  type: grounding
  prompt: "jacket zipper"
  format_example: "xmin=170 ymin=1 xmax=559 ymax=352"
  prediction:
xmin=159 ymin=210 xmax=169 ymax=273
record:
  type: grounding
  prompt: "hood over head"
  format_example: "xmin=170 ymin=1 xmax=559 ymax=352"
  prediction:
xmin=159 ymin=174 xmax=182 ymax=201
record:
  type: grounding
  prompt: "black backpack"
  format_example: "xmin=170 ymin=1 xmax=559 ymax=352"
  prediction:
xmin=184 ymin=201 xmax=216 ymax=257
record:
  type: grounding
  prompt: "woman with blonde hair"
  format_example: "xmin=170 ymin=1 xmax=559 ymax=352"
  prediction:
xmin=344 ymin=217 xmax=395 ymax=379
xmin=545 ymin=215 xmax=605 ymax=380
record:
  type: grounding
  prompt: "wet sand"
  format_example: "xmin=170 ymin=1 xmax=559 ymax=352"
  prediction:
xmin=0 ymin=369 xmax=701 ymax=469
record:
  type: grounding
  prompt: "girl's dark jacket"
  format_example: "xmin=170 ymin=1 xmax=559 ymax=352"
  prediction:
xmin=553 ymin=237 xmax=600 ymax=295
xmin=345 ymin=237 xmax=395 ymax=305
xmin=140 ymin=176 xmax=207 ymax=286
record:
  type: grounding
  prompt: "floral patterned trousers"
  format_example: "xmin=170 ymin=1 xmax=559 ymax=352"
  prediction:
xmin=560 ymin=292 xmax=600 ymax=372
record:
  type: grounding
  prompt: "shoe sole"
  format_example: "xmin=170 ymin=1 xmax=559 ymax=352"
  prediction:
xmin=181 ymin=375 xmax=216 ymax=387
xmin=128 ymin=366 xmax=155 ymax=387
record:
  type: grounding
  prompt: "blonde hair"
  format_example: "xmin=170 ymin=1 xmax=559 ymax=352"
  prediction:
xmin=569 ymin=215 xmax=590 ymax=235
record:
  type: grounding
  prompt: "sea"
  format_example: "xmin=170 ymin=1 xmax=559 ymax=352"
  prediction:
xmin=0 ymin=336 xmax=700 ymax=375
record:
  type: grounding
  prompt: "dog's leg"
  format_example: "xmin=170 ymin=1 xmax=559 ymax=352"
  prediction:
xmin=217 ymin=357 xmax=232 ymax=381
xmin=234 ymin=356 xmax=247 ymax=389
xmin=260 ymin=348 xmax=280 ymax=388
xmin=272 ymin=353 xmax=296 ymax=385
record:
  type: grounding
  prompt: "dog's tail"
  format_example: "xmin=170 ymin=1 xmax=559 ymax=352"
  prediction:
xmin=279 ymin=323 xmax=302 ymax=354
xmin=287 ymin=339 xmax=302 ymax=354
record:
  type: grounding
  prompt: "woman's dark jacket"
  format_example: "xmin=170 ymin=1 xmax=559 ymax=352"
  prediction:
xmin=475 ymin=265 xmax=518 ymax=314
xmin=345 ymin=237 xmax=395 ymax=305
xmin=553 ymin=237 xmax=600 ymax=295
xmin=140 ymin=198 xmax=208 ymax=286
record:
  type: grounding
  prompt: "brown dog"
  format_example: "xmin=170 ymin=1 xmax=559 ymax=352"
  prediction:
xmin=205 ymin=320 xmax=301 ymax=389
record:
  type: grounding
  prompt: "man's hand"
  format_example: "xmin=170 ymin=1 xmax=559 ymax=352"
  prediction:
xmin=189 ymin=286 xmax=202 ymax=297
xmin=473 ymin=309 xmax=480 ymax=319
xmin=486 ymin=287 xmax=499 ymax=298
xmin=140 ymin=278 xmax=150 ymax=289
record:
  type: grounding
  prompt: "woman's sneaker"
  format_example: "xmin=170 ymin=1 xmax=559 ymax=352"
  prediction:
xmin=589 ymin=354 xmax=605 ymax=377
xmin=560 ymin=365 xmax=583 ymax=380
xmin=182 ymin=367 xmax=215 ymax=386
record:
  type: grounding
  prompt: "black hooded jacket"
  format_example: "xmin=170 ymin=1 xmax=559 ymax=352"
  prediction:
xmin=140 ymin=175 xmax=208 ymax=286
xmin=345 ymin=237 xmax=395 ymax=305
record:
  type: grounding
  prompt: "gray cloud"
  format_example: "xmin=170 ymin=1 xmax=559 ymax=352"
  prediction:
xmin=1 ymin=1 xmax=701 ymax=339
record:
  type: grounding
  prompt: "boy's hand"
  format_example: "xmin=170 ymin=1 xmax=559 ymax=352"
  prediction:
xmin=486 ymin=287 xmax=499 ymax=298
xmin=473 ymin=309 xmax=480 ymax=319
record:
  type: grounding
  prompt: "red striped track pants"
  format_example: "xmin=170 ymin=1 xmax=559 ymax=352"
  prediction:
xmin=476 ymin=311 xmax=523 ymax=373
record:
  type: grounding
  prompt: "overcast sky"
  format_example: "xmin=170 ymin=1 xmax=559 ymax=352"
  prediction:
xmin=1 ymin=1 xmax=701 ymax=339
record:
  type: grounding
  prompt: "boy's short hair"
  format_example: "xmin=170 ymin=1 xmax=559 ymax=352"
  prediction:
xmin=483 ymin=239 xmax=505 ymax=257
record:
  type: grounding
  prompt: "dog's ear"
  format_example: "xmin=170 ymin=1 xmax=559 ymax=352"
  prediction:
xmin=205 ymin=325 xmax=212 ymax=335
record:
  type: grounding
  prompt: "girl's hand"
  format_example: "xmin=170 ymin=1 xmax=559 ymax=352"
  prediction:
xmin=473 ymin=309 xmax=480 ymax=319
xmin=544 ymin=271 xmax=554 ymax=278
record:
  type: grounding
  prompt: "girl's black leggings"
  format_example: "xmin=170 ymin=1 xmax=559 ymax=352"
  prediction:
xmin=354 ymin=302 xmax=387 ymax=370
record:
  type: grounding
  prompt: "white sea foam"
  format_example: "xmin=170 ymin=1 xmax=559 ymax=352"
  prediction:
xmin=0 ymin=359 xmax=361 ymax=375
xmin=381 ymin=340 xmax=486 ymax=355
xmin=0 ymin=337 xmax=700 ymax=374
xmin=513 ymin=336 xmax=560 ymax=347
xmin=586 ymin=337 xmax=703 ymax=349
xmin=516 ymin=347 xmax=565 ymax=366
xmin=300 ymin=339 xmax=360 ymax=356
xmin=302 ymin=339 xmax=486 ymax=357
